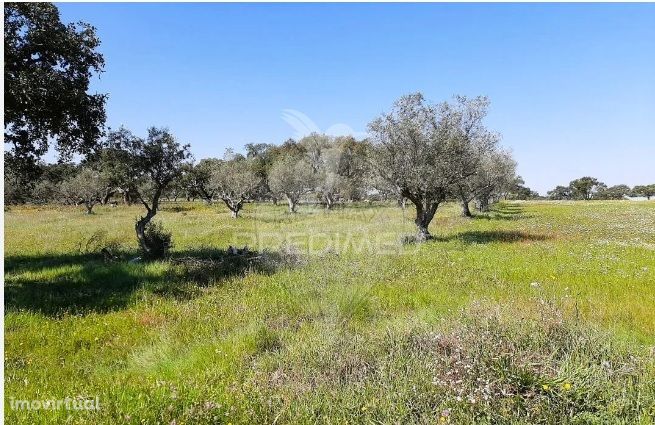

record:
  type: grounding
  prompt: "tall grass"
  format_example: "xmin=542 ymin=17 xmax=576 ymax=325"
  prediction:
xmin=4 ymin=200 xmax=655 ymax=423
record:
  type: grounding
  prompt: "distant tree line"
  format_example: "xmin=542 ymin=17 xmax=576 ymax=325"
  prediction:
xmin=547 ymin=177 xmax=654 ymax=201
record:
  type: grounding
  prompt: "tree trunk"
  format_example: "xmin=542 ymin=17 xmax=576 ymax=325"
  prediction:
xmin=412 ymin=198 xmax=439 ymax=242
xmin=272 ymin=196 xmax=278 ymax=206
xmin=135 ymin=210 xmax=156 ymax=256
xmin=85 ymin=202 xmax=94 ymax=215
xmin=325 ymin=193 xmax=334 ymax=210
xmin=457 ymin=187 xmax=473 ymax=218
xmin=101 ymin=188 xmax=115 ymax=205
xmin=135 ymin=189 xmax=162 ymax=257
xmin=461 ymin=199 xmax=472 ymax=217
xmin=223 ymin=198 xmax=243 ymax=218
xmin=229 ymin=202 xmax=242 ymax=218
xmin=286 ymin=195 xmax=297 ymax=213
xmin=199 ymin=188 xmax=213 ymax=204
xmin=478 ymin=197 xmax=490 ymax=212
xmin=123 ymin=190 xmax=132 ymax=205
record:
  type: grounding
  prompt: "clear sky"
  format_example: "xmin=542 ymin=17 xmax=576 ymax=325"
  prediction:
xmin=56 ymin=3 xmax=655 ymax=194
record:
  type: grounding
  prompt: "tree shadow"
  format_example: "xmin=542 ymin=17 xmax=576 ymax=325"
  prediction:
xmin=433 ymin=230 xmax=548 ymax=244
xmin=471 ymin=204 xmax=532 ymax=221
xmin=4 ymin=246 xmax=294 ymax=318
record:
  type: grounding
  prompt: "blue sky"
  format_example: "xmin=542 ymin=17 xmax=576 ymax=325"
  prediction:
xmin=57 ymin=3 xmax=655 ymax=194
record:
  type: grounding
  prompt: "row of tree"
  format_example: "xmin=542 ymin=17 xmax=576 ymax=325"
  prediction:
xmin=6 ymin=93 xmax=532 ymax=249
xmin=547 ymin=177 xmax=655 ymax=201
xmin=6 ymin=121 xmax=525 ymax=215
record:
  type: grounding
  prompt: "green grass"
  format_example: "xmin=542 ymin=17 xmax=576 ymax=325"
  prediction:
xmin=4 ymin=200 xmax=655 ymax=424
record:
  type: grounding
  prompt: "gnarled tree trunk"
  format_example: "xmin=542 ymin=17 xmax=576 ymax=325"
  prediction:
xmin=222 ymin=197 xmax=244 ymax=218
xmin=135 ymin=210 xmax=156 ymax=256
xmin=405 ymin=191 xmax=440 ymax=242
xmin=135 ymin=189 xmax=162 ymax=257
xmin=324 ymin=193 xmax=335 ymax=210
xmin=285 ymin=194 xmax=298 ymax=213
xmin=101 ymin=187 xmax=115 ymax=205
xmin=456 ymin=187 xmax=473 ymax=217
xmin=461 ymin=199 xmax=472 ymax=217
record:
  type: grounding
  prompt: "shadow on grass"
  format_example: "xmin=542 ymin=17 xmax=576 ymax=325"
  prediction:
xmin=4 ymin=246 xmax=292 ymax=317
xmin=471 ymin=203 xmax=532 ymax=221
xmin=433 ymin=230 xmax=548 ymax=244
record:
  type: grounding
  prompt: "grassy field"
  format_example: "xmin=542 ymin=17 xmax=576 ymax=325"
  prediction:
xmin=4 ymin=200 xmax=655 ymax=424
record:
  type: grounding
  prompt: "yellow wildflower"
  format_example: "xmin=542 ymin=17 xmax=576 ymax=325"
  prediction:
xmin=542 ymin=384 xmax=550 ymax=391
xmin=563 ymin=382 xmax=572 ymax=390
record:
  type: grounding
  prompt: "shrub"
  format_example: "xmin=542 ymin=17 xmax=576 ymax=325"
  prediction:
xmin=142 ymin=221 xmax=172 ymax=259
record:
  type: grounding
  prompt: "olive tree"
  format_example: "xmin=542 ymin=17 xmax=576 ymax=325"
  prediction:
xmin=107 ymin=127 xmax=191 ymax=258
xmin=209 ymin=157 xmax=259 ymax=218
xmin=316 ymin=146 xmax=343 ymax=209
xmin=179 ymin=159 xmax=218 ymax=203
xmin=58 ymin=167 xmax=108 ymax=214
xmin=368 ymin=93 xmax=496 ymax=241
xmin=84 ymin=144 xmax=134 ymax=205
xmin=315 ymin=137 xmax=370 ymax=208
xmin=455 ymin=149 xmax=516 ymax=216
xmin=268 ymin=155 xmax=316 ymax=213
xmin=473 ymin=151 xmax=517 ymax=212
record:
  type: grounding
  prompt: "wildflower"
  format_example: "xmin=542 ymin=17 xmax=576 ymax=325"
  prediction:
xmin=542 ymin=384 xmax=550 ymax=391
xmin=361 ymin=406 xmax=368 ymax=412
xmin=563 ymin=382 xmax=572 ymax=390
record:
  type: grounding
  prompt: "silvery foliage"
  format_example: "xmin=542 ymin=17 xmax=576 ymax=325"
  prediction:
xmin=268 ymin=154 xmax=317 ymax=212
xmin=58 ymin=167 xmax=108 ymax=212
xmin=368 ymin=93 xmax=498 ymax=238
xmin=208 ymin=156 xmax=259 ymax=216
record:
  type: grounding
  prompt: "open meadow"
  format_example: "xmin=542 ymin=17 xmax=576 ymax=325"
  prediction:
xmin=4 ymin=200 xmax=655 ymax=424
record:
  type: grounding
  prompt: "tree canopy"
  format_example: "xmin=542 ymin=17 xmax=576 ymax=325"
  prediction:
xmin=368 ymin=93 xmax=500 ymax=240
xmin=4 ymin=2 xmax=107 ymax=181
